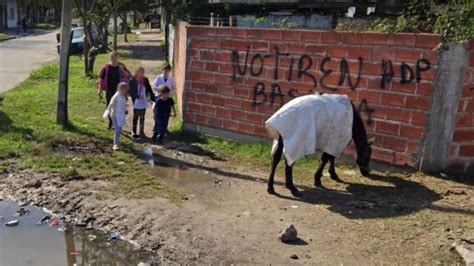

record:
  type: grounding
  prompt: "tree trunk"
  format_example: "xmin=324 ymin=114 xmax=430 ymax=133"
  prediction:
xmin=113 ymin=10 xmax=118 ymax=51
xmin=123 ymin=12 xmax=128 ymax=42
xmin=57 ymin=0 xmax=73 ymax=126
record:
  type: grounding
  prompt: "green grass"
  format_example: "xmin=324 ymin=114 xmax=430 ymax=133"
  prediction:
xmin=0 ymin=32 xmax=11 ymax=41
xmin=0 ymin=53 xmax=175 ymax=199
xmin=34 ymin=23 xmax=59 ymax=30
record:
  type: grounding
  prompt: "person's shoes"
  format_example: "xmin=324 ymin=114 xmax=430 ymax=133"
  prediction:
xmin=113 ymin=145 xmax=120 ymax=151
xmin=132 ymin=134 xmax=140 ymax=140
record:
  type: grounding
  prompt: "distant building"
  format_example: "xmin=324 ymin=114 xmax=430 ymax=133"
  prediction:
xmin=0 ymin=0 xmax=18 ymax=30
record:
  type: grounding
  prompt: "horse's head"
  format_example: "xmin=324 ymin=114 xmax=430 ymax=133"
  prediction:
xmin=356 ymin=137 xmax=374 ymax=176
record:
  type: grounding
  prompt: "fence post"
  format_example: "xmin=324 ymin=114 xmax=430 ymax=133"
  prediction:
xmin=420 ymin=43 xmax=470 ymax=172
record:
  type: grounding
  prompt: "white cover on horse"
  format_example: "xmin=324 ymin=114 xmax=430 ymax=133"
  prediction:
xmin=265 ymin=94 xmax=353 ymax=165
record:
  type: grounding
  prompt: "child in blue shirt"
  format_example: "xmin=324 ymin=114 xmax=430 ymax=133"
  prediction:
xmin=153 ymin=85 xmax=176 ymax=144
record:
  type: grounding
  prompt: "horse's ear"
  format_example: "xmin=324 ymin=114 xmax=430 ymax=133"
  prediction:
xmin=368 ymin=137 xmax=375 ymax=145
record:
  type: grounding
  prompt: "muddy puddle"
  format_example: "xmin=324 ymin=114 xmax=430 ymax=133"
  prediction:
xmin=0 ymin=200 xmax=159 ymax=266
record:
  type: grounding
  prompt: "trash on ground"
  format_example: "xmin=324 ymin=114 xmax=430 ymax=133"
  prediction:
xmin=69 ymin=251 xmax=81 ymax=256
xmin=58 ymin=226 xmax=67 ymax=232
xmin=108 ymin=233 xmax=121 ymax=241
xmin=85 ymin=222 xmax=93 ymax=230
xmin=5 ymin=220 xmax=19 ymax=226
xmin=440 ymin=172 xmax=448 ymax=178
xmin=279 ymin=224 xmax=298 ymax=243
xmin=291 ymin=205 xmax=298 ymax=209
xmin=88 ymin=234 xmax=97 ymax=241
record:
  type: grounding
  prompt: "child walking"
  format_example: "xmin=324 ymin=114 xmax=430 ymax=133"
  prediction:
xmin=103 ymin=82 xmax=128 ymax=151
xmin=129 ymin=66 xmax=154 ymax=139
xmin=152 ymin=85 xmax=176 ymax=144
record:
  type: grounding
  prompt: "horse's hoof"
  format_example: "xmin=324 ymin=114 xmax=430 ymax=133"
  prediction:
xmin=291 ymin=189 xmax=302 ymax=197
xmin=267 ymin=187 xmax=276 ymax=195
xmin=314 ymin=180 xmax=322 ymax=187
xmin=287 ymin=187 xmax=301 ymax=197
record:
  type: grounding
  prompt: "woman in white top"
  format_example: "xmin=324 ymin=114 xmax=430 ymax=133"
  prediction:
xmin=103 ymin=82 xmax=128 ymax=150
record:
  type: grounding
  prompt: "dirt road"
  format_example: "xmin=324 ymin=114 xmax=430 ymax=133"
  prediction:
xmin=1 ymin=139 xmax=472 ymax=264
xmin=0 ymin=30 xmax=58 ymax=93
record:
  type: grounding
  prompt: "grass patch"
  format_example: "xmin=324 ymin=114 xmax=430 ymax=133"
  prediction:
xmin=0 ymin=32 xmax=12 ymax=41
xmin=0 ymin=53 xmax=175 ymax=199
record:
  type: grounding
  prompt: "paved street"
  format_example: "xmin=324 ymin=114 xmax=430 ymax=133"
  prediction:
xmin=0 ymin=31 xmax=58 ymax=94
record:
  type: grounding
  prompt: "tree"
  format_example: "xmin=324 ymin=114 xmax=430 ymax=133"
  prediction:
xmin=57 ymin=0 xmax=73 ymax=126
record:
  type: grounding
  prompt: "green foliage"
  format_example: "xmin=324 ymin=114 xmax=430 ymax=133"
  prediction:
xmin=335 ymin=21 xmax=369 ymax=33
xmin=368 ymin=1 xmax=473 ymax=43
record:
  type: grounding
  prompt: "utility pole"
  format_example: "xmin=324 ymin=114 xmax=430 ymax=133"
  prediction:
xmin=57 ymin=0 xmax=72 ymax=126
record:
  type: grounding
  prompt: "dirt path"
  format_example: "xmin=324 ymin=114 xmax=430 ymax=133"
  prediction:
xmin=1 ymin=139 xmax=472 ymax=264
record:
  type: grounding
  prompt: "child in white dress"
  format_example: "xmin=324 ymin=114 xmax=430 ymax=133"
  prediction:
xmin=103 ymin=82 xmax=128 ymax=151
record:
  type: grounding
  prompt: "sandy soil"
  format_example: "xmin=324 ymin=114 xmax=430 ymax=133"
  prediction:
xmin=0 ymin=139 xmax=473 ymax=264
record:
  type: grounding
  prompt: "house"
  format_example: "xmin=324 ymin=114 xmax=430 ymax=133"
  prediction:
xmin=188 ymin=0 xmax=407 ymax=29
xmin=0 ymin=0 xmax=18 ymax=30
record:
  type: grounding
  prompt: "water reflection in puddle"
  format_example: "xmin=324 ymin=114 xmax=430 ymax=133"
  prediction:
xmin=0 ymin=200 xmax=159 ymax=266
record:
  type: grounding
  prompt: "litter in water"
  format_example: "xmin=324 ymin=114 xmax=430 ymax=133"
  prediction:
xmin=5 ymin=220 xmax=19 ymax=226
xmin=49 ymin=220 xmax=60 ymax=227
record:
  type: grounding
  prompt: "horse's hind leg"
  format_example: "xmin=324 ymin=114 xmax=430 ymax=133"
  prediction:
xmin=267 ymin=136 xmax=283 ymax=194
xmin=314 ymin=153 xmax=330 ymax=187
xmin=285 ymin=160 xmax=300 ymax=196
xmin=327 ymin=154 xmax=341 ymax=182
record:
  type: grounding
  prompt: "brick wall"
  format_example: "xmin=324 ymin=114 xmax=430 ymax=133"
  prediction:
xmin=449 ymin=46 xmax=474 ymax=173
xmin=176 ymin=23 xmax=473 ymax=172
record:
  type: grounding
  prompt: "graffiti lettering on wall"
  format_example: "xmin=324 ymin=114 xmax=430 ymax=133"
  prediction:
xmin=230 ymin=46 xmax=432 ymax=107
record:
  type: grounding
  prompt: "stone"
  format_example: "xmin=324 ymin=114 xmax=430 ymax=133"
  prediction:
xmin=290 ymin=254 xmax=299 ymax=260
xmin=279 ymin=224 xmax=298 ymax=242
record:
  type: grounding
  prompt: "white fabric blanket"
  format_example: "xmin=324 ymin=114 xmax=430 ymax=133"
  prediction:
xmin=265 ymin=94 xmax=353 ymax=165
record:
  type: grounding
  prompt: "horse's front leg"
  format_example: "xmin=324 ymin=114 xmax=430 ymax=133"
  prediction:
xmin=267 ymin=136 xmax=283 ymax=194
xmin=285 ymin=160 xmax=300 ymax=197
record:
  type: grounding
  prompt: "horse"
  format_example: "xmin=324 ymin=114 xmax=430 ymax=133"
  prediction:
xmin=266 ymin=94 xmax=373 ymax=196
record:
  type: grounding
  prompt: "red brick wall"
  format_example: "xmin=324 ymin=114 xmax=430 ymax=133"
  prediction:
xmin=182 ymin=26 xmax=442 ymax=167
xmin=449 ymin=45 xmax=474 ymax=173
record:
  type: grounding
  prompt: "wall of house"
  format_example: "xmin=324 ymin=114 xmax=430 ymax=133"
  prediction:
xmin=174 ymin=23 xmax=473 ymax=174
xmin=6 ymin=0 xmax=17 ymax=28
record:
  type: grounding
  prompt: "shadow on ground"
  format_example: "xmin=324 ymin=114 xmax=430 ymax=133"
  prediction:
xmin=144 ymin=141 xmax=474 ymax=220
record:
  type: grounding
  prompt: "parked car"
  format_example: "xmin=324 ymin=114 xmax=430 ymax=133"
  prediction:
xmin=56 ymin=27 xmax=84 ymax=54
